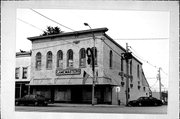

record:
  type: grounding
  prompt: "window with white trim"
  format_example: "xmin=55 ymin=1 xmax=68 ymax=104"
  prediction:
xmin=36 ymin=52 xmax=42 ymax=70
xmin=57 ymin=50 xmax=63 ymax=69
xmin=79 ymin=48 xmax=86 ymax=67
xmin=46 ymin=51 xmax=53 ymax=69
xmin=67 ymin=49 xmax=73 ymax=67
xmin=22 ymin=67 xmax=28 ymax=79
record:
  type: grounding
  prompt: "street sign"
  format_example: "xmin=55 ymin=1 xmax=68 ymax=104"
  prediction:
xmin=116 ymin=86 xmax=121 ymax=92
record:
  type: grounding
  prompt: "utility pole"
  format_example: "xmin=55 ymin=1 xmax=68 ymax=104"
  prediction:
xmin=158 ymin=67 xmax=162 ymax=100
xmin=121 ymin=43 xmax=132 ymax=106
xmin=84 ymin=23 xmax=95 ymax=106
xmin=125 ymin=43 xmax=129 ymax=106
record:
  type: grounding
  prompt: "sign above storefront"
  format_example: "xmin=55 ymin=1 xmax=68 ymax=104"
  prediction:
xmin=56 ymin=68 xmax=81 ymax=76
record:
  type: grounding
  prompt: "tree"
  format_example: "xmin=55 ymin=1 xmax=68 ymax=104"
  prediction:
xmin=41 ymin=26 xmax=63 ymax=36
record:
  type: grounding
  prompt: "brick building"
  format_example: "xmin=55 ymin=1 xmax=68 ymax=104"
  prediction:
xmin=27 ymin=27 xmax=151 ymax=105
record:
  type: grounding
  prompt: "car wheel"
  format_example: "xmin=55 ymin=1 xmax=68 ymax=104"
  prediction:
xmin=127 ymin=103 xmax=130 ymax=106
xmin=154 ymin=102 xmax=158 ymax=106
xmin=15 ymin=101 xmax=19 ymax=106
xmin=34 ymin=101 xmax=38 ymax=106
xmin=138 ymin=102 xmax=142 ymax=106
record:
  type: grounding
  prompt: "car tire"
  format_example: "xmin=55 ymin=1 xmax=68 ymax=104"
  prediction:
xmin=154 ymin=102 xmax=158 ymax=106
xmin=34 ymin=101 xmax=38 ymax=106
xmin=138 ymin=102 xmax=142 ymax=106
xmin=15 ymin=101 xmax=19 ymax=106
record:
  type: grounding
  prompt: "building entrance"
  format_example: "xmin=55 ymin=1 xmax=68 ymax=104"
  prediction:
xmin=71 ymin=86 xmax=83 ymax=103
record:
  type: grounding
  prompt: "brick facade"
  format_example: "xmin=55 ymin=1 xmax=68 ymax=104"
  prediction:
xmin=28 ymin=28 xmax=151 ymax=105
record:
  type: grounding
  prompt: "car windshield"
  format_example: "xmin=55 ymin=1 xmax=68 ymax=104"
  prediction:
xmin=137 ymin=97 xmax=145 ymax=100
xmin=29 ymin=95 xmax=36 ymax=98
xmin=23 ymin=95 xmax=36 ymax=98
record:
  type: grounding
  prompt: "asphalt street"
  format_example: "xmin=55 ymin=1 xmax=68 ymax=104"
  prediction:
xmin=15 ymin=103 xmax=167 ymax=114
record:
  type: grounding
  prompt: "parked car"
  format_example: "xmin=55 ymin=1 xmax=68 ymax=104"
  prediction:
xmin=15 ymin=94 xmax=49 ymax=106
xmin=127 ymin=96 xmax=163 ymax=106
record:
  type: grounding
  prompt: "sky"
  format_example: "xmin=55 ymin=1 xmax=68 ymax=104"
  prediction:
xmin=16 ymin=9 xmax=169 ymax=92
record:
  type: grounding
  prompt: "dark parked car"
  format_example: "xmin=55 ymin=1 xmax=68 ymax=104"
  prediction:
xmin=127 ymin=96 xmax=163 ymax=106
xmin=15 ymin=94 xmax=49 ymax=106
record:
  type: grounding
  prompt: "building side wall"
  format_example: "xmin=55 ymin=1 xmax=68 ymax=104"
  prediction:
xmin=102 ymin=36 xmax=150 ymax=104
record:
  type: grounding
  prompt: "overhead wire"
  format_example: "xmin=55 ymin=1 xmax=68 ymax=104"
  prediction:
xmin=30 ymin=9 xmax=76 ymax=32
xmin=17 ymin=14 xmax=167 ymax=89
xmin=113 ymin=38 xmax=169 ymax=40
xmin=17 ymin=18 xmax=45 ymax=32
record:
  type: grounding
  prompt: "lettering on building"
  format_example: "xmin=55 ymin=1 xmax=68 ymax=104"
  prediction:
xmin=56 ymin=68 xmax=81 ymax=76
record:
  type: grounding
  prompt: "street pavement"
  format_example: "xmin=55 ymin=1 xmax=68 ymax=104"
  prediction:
xmin=15 ymin=103 xmax=167 ymax=114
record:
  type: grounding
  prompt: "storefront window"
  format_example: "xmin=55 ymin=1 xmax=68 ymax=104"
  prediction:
xmin=79 ymin=48 xmax=86 ymax=67
xmin=46 ymin=51 xmax=53 ymax=69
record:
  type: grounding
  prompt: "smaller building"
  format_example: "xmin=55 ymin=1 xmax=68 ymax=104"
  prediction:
xmin=15 ymin=51 xmax=31 ymax=98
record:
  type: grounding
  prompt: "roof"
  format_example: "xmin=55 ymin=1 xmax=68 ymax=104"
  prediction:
xmin=104 ymin=33 xmax=142 ymax=65
xmin=27 ymin=27 xmax=142 ymax=64
xmin=27 ymin=27 xmax=108 ymax=41
xmin=16 ymin=51 xmax=31 ymax=57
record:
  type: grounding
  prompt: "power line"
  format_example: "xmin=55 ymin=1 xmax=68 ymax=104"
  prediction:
xmin=30 ymin=9 xmax=75 ymax=32
xmin=114 ymin=38 xmax=169 ymax=40
xmin=129 ymin=46 xmax=158 ymax=69
xmin=17 ymin=18 xmax=45 ymax=32
xmin=150 ymin=79 xmax=159 ymax=88
xmin=129 ymin=46 xmax=168 ymax=76
xmin=18 ymin=17 xmax=82 ymax=50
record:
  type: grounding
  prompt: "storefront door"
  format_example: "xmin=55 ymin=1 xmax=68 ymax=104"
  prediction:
xmin=71 ymin=86 xmax=83 ymax=103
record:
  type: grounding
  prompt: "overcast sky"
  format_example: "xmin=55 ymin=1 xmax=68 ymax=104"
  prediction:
xmin=16 ymin=9 xmax=169 ymax=91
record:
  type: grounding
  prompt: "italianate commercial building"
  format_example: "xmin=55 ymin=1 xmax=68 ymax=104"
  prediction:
xmin=27 ymin=27 xmax=151 ymax=105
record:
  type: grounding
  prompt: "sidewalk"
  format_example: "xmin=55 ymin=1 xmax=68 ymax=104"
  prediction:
xmin=48 ymin=103 xmax=125 ymax=108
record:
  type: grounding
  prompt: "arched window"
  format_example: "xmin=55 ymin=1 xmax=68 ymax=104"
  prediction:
xmin=67 ymin=49 xmax=73 ymax=67
xmin=46 ymin=51 xmax=53 ymax=69
xmin=79 ymin=48 xmax=86 ymax=67
xmin=36 ymin=52 xmax=42 ymax=70
xmin=109 ymin=50 xmax=113 ymax=68
xmin=57 ymin=50 xmax=63 ymax=68
xmin=92 ymin=47 xmax=97 ymax=65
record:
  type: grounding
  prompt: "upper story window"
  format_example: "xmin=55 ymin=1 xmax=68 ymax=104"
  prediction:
xmin=143 ymin=87 xmax=146 ymax=91
xmin=22 ymin=67 xmax=28 ymax=79
xmin=46 ymin=51 xmax=53 ymax=69
xmin=121 ymin=58 xmax=123 ymax=72
xmin=79 ymin=48 xmax=86 ymax=67
xmin=109 ymin=50 xmax=113 ymax=69
xmin=137 ymin=64 xmax=140 ymax=78
xmin=130 ymin=60 xmax=132 ymax=75
xmin=92 ymin=47 xmax=97 ymax=65
xmin=67 ymin=49 xmax=73 ymax=67
xmin=57 ymin=50 xmax=63 ymax=68
xmin=15 ymin=67 xmax=20 ymax=79
xmin=36 ymin=52 xmax=42 ymax=70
